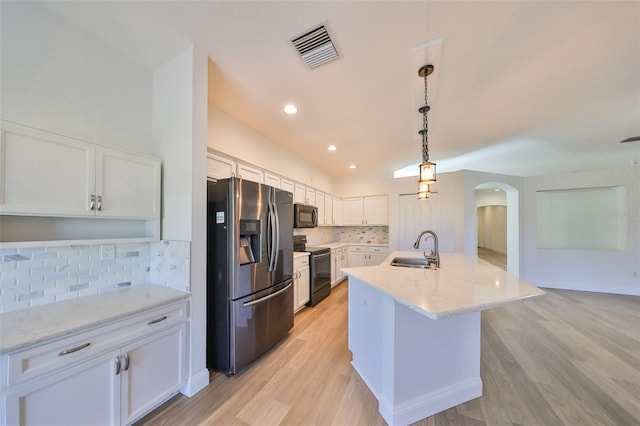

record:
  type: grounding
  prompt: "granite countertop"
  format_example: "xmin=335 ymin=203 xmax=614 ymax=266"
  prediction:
xmin=341 ymin=251 xmax=544 ymax=320
xmin=0 ymin=284 xmax=190 ymax=354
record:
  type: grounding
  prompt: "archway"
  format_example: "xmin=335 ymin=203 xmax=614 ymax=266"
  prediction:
xmin=474 ymin=182 xmax=520 ymax=277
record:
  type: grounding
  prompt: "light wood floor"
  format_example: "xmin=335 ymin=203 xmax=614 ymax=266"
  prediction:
xmin=477 ymin=247 xmax=507 ymax=271
xmin=136 ymin=281 xmax=640 ymax=426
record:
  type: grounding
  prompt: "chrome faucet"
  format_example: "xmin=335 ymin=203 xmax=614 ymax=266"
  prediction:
xmin=413 ymin=230 xmax=440 ymax=268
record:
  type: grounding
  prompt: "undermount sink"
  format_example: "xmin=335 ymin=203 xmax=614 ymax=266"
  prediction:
xmin=389 ymin=257 xmax=433 ymax=269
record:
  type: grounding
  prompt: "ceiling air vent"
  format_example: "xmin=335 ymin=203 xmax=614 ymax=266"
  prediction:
xmin=290 ymin=25 xmax=339 ymax=69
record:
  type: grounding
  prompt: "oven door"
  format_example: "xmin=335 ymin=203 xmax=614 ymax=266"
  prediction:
xmin=307 ymin=250 xmax=331 ymax=306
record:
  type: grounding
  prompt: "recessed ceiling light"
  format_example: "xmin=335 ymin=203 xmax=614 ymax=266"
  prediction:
xmin=328 ymin=145 xmax=337 ymax=151
xmin=284 ymin=104 xmax=298 ymax=115
xmin=349 ymin=164 xmax=356 ymax=169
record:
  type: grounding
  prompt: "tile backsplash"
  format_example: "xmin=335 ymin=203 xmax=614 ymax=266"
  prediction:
xmin=0 ymin=225 xmax=385 ymax=313
xmin=150 ymin=240 xmax=190 ymax=292
xmin=294 ymin=226 xmax=389 ymax=246
xmin=0 ymin=240 xmax=190 ymax=313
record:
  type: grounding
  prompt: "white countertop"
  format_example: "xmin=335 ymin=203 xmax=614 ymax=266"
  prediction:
xmin=341 ymin=251 xmax=544 ymax=320
xmin=0 ymin=284 xmax=190 ymax=354
xmin=294 ymin=251 xmax=310 ymax=258
xmin=314 ymin=242 xmax=388 ymax=249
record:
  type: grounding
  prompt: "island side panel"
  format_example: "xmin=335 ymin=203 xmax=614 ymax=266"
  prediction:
xmin=390 ymin=305 xmax=483 ymax=425
xmin=348 ymin=275 xmax=484 ymax=426
xmin=348 ymin=277 xmax=386 ymax=399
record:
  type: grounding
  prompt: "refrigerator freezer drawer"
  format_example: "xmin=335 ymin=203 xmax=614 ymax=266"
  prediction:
xmin=228 ymin=280 xmax=294 ymax=375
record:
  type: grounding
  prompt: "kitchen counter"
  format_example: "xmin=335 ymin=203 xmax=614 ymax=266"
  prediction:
xmin=0 ymin=284 xmax=190 ymax=354
xmin=315 ymin=242 xmax=388 ymax=249
xmin=293 ymin=251 xmax=310 ymax=259
xmin=342 ymin=251 xmax=544 ymax=319
xmin=343 ymin=251 xmax=544 ymax=425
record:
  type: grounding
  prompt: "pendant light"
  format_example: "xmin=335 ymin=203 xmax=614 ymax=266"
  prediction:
xmin=417 ymin=64 xmax=436 ymax=200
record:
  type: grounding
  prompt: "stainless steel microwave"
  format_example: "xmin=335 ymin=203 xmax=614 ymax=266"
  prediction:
xmin=294 ymin=204 xmax=318 ymax=228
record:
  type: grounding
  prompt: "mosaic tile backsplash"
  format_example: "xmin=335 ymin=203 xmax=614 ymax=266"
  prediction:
xmin=294 ymin=226 xmax=389 ymax=246
xmin=0 ymin=240 xmax=190 ymax=313
xmin=0 ymin=225 xmax=384 ymax=313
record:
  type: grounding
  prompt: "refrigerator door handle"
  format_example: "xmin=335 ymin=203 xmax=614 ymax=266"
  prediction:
xmin=267 ymin=202 xmax=271 ymax=269
xmin=242 ymin=281 xmax=293 ymax=307
xmin=272 ymin=196 xmax=280 ymax=271
xmin=267 ymin=201 xmax=277 ymax=272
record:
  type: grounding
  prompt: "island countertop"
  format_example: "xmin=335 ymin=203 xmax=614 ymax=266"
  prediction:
xmin=341 ymin=251 xmax=544 ymax=320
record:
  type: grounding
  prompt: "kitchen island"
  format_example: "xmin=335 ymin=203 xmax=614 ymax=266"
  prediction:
xmin=342 ymin=251 xmax=544 ymax=426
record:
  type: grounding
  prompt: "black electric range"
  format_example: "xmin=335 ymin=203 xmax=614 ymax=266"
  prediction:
xmin=293 ymin=235 xmax=331 ymax=306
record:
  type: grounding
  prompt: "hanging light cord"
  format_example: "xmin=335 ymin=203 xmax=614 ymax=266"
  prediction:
xmin=422 ymin=72 xmax=430 ymax=163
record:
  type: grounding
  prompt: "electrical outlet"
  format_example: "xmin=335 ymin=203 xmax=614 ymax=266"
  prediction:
xmin=101 ymin=244 xmax=115 ymax=260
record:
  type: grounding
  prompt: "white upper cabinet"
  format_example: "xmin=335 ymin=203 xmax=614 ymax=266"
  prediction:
xmin=206 ymin=153 xmax=235 ymax=180
xmin=96 ymin=148 xmax=161 ymax=219
xmin=0 ymin=123 xmax=94 ymax=217
xmin=341 ymin=196 xmax=388 ymax=226
xmin=294 ymin=183 xmax=306 ymax=204
xmin=332 ymin=197 xmax=344 ymax=226
xmin=236 ymin=163 xmax=264 ymax=184
xmin=316 ymin=191 xmax=325 ymax=225
xmin=342 ymin=198 xmax=364 ymax=226
xmin=264 ymin=172 xmax=281 ymax=189
xmin=325 ymin=194 xmax=334 ymax=225
xmin=0 ymin=122 xmax=160 ymax=219
xmin=364 ymin=196 xmax=388 ymax=225
xmin=281 ymin=179 xmax=294 ymax=194
xmin=306 ymin=188 xmax=316 ymax=206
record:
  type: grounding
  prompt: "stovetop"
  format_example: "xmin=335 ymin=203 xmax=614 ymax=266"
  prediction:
xmin=293 ymin=235 xmax=330 ymax=254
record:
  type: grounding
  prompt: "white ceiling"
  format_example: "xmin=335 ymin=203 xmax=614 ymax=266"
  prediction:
xmin=37 ymin=1 xmax=640 ymax=178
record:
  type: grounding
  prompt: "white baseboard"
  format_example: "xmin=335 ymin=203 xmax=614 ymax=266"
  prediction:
xmin=379 ymin=378 xmax=483 ymax=426
xmin=535 ymin=280 xmax=640 ymax=296
xmin=180 ymin=368 xmax=209 ymax=397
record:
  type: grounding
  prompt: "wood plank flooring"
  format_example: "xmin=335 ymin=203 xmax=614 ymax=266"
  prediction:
xmin=477 ymin=247 xmax=507 ymax=271
xmin=136 ymin=279 xmax=640 ymax=426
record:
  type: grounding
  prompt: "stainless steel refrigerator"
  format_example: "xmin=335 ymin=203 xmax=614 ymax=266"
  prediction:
xmin=207 ymin=177 xmax=294 ymax=375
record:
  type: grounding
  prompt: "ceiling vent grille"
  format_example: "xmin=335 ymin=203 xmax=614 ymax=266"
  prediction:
xmin=291 ymin=25 xmax=339 ymax=69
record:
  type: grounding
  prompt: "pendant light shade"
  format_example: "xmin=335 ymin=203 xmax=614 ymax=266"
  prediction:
xmin=419 ymin=161 xmax=436 ymax=183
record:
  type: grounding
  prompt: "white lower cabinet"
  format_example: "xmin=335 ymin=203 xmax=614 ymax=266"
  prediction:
xmin=348 ymin=246 xmax=388 ymax=267
xmin=293 ymin=255 xmax=310 ymax=313
xmin=5 ymin=349 xmax=121 ymax=425
xmin=331 ymin=247 xmax=348 ymax=287
xmin=1 ymin=300 xmax=188 ymax=426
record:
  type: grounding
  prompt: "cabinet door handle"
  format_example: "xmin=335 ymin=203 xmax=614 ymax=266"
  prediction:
xmin=123 ymin=353 xmax=130 ymax=371
xmin=115 ymin=356 xmax=121 ymax=375
xmin=58 ymin=342 xmax=91 ymax=356
xmin=89 ymin=195 xmax=96 ymax=211
xmin=96 ymin=195 xmax=102 ymax=211
xmin=147 ymin=315 xmax=168 ymax=325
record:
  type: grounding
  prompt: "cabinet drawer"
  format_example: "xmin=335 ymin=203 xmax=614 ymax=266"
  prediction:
xmin=349 ymin=246 xmax=366 ymax=253
xmin=370 ymin=247 xmax=388 ymax=254
xmin=5 ymin=300 xmax=187 ymax=387
xmin=294 ymin=257 xmax=310 ymax=268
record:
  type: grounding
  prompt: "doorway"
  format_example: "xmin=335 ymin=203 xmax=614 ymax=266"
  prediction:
xmin=474 ymin=182 xmax=520 ymax=276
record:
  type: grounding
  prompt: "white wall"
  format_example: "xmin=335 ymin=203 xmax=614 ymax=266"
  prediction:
xmin=475 ymin=189 xmax=507 ymax=207
xmin=0 ymin=2 xmax=152 ymax=154
xmin=477 ymin=205 xmax=507 ymax=254
xmin=332 ymin=171 xmax=391 ymax=198
xmin=522 ymin=166 xmax=640 ymax=295
xmin=389 ymin=172 xmax=466 ymax=253
xmin=208 ymin=107 xmax=334 ymax=193
xmin=152 ymin=46 xmax=209 ymax=396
